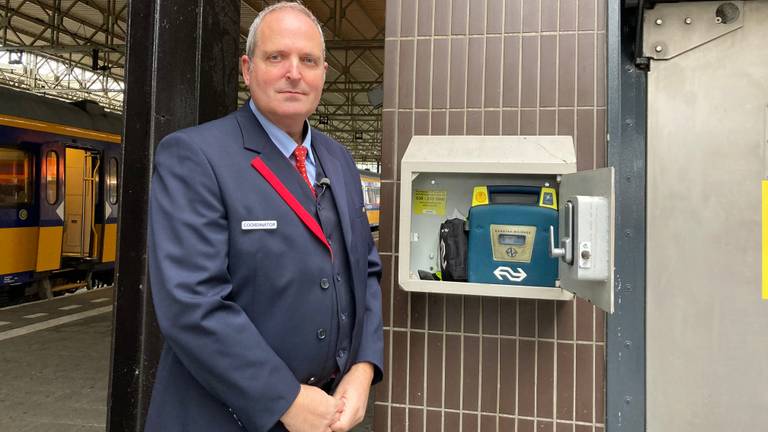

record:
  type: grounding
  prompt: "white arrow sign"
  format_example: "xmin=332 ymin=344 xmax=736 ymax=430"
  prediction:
xmin=493 ymin=266 xmax=527 ymax=282
xmin=56 ymin=201 xmax=65 ymax=221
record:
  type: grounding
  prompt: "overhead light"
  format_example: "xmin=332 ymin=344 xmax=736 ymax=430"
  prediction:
xmin=354 ymin=131 xmax=363 ymax=140
xmin=8 ymin=51 xmax=22 ymax=65
xmin=319 ymin=115 xmax=329 ymax=125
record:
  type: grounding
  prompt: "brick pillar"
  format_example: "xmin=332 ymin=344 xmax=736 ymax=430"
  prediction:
xmin=376 ymin=0 xmax=607 ymax=430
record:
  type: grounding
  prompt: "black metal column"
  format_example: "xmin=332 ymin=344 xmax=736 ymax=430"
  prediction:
xmin=606 ymin=1 xmax=646 ymax=431
xmin=107 ymin=1 xmax=240 ymax=431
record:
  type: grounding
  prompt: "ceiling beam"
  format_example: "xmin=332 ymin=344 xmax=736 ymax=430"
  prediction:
xmin=0 ymin=43 xmax=125 ymax=53
xmin=11 ymin=0 xmax=125 ymax=43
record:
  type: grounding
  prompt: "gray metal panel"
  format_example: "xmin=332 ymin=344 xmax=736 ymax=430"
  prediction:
xmin=607 ymin=1 xmax=647 ymax=431
xmin=646 ymin=2 xmax=768 ymax=431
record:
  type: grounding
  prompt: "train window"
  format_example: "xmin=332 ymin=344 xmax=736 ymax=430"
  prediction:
xmin=0 ymin=148 xmax=33 ymax=207
xmin=108 ymin=157 xmax=118 ymax=205
xmin=45 ymin=151 xmax=59 ymax=205
xmin=366 ymin=187 xmax=380 ymax=206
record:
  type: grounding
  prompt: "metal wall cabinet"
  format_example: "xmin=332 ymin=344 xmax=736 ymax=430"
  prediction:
xmin=398 ymin=136 xmax=615 ymax=312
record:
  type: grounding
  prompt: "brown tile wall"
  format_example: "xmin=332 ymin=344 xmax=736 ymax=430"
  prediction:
xmin=376 ymin=0 xmax=606 ymax=430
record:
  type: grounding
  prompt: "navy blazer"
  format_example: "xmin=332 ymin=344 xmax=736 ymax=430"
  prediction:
xmin=145 ymin=103 xmax=384 ymax=432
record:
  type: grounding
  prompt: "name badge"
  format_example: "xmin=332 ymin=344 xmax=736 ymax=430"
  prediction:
xmin=241 ymin=220 xmax=277 ymax=230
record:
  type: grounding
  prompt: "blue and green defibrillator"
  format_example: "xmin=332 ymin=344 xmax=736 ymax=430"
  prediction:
xmin=467 ymin=185 xmax=559 ymax=287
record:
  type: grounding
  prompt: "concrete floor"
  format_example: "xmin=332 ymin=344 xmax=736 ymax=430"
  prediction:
xmin=0 ymin=288 xmax=113 ymax=432
xmin=0 ymin=285 xmax=374 ymax=431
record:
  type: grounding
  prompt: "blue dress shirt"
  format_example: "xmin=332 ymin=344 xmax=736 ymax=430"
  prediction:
xmin=249 ymin=100 xmax=317 ymax=183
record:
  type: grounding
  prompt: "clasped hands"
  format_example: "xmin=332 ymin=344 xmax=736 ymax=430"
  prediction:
xmin=281 ymin=362 xmax=374 ymax=432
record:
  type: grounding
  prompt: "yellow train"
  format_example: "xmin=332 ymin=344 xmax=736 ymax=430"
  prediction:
xmin=0 ymin=86 xmax=121 ymax=306
xmin=359 ymin=170 xmax=380 ymax=230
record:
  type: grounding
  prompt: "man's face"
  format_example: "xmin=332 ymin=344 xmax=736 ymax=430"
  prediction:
xmin=241 ymin=9 xmax=327 ymax=129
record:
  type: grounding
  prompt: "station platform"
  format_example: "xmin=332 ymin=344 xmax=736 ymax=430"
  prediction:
xmin=0 ymin=287 xmax=113 ymax=432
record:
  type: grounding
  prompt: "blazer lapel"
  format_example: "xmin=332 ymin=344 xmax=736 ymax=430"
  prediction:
xmin=312 ymin=131 xmax=354 ymax=258
xmin=236 ymin=103 xmax=317 ymax=208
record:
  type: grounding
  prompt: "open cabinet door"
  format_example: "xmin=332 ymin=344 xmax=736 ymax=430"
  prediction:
xmin=556 ymin=167 xmax=615 ymax=313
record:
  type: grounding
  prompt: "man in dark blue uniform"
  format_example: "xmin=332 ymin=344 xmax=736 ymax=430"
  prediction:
xmin=145 ymin=2 xmax=383 ymax=431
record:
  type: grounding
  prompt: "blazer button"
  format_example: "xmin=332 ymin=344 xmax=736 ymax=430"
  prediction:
xmin=320 ymin=278 xmax=330 ymax=289
xmin=317 ymin=328 xmax=327 ymax=340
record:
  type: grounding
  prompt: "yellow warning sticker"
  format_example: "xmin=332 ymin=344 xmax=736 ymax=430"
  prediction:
xmin=472 ymin=186 xmax=489 ymax=207
xmin=413 ymin=190 xmax=447 ymax=216
xmin=763 ymin=181 xmax=768 ymax=300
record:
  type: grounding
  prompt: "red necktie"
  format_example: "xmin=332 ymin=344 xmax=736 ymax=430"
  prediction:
xmin=292 ymin=145 xmax=315 ymax=198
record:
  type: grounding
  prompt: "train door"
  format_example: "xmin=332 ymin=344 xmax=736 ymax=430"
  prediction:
xmin=100 ymin=145 xmax=120 ymax=264
xmin=35 ymin=142 xmax=65 ymax=273
xmin=62 ymin=147 xmax=101 ymax=259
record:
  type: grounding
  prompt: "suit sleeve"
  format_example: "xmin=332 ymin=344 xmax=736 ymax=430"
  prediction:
xmin=352 ymin=230 xmax=385 ymax=384
xmin=347 ymin=164 xmax=384 ymax=384
xmin=148 ymin=132 xmax=299 ymax=432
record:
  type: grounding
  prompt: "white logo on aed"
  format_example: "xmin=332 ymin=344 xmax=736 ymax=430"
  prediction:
xmin=241 ymin=220 xmax=277 ymax=230
xmin=493 ymin=266 xmax=527 ymax=282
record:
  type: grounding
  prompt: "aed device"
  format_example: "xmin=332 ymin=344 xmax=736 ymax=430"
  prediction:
xmin=399 ymin=136 xmax=615 ymax=313
xmin=467 ymin=185 xmax=559 ymax=287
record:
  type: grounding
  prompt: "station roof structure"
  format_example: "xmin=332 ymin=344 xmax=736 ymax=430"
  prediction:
xmin=0 ymin=0 xmax=384 ymax=165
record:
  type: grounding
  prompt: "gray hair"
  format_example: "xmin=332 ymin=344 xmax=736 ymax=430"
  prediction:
xmin=245 ymin=1 xmax=325 ymax=60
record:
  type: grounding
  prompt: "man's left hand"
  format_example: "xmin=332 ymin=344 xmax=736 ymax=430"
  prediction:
xmin=331 ymin=362 xmax=374 ymax=432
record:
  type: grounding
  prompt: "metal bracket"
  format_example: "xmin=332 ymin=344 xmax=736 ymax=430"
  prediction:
xmin=643 ymin=1 xmax=744 ymax=60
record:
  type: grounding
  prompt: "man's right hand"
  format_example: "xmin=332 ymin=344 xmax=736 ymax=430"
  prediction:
xmin=281 ymin=384 xmax=345 ymax=432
